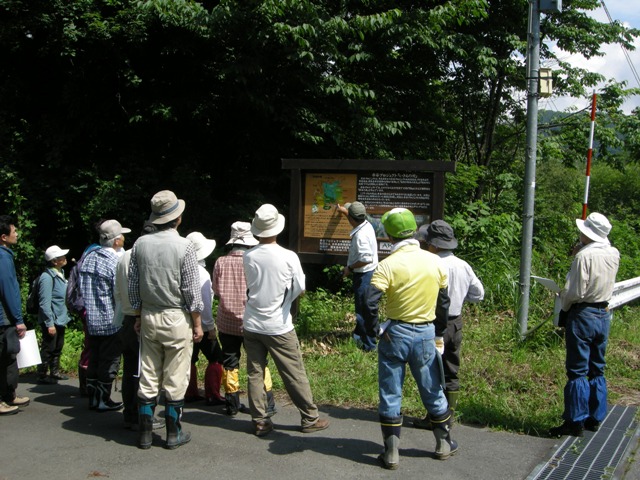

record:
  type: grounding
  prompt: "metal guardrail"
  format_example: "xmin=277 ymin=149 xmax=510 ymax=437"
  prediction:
xmin=532 ymin=275 xmax=640 ymax=328
xmin=609 ymin=276 xmax=640 ymax=310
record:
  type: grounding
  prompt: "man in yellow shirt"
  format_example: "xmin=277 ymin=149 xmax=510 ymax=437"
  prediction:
xmin=364 ymin=208 xmax=457 ymax=470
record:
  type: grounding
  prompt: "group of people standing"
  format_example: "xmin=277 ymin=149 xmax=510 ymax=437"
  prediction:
xmin=0 ymin=191 xmax=330 ymax=451
xmin=0 ymin=194 xmax=621 ymax=470
xmin=334 ymin=202 xmax=619 ymax=468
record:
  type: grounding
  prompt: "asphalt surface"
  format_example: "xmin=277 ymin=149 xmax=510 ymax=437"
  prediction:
xmin=1 ymin=374 xmax=637 ymax=480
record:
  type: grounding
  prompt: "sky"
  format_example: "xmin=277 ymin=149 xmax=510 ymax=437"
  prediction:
xmin=539 ymin=0 xmax=640 ymax=113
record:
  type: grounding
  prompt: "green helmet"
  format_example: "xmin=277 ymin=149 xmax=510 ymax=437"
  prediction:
xmin=381 ymin=208 xmax=417 ymax=239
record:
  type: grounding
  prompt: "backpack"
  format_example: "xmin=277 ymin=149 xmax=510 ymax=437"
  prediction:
xmin=26 ymin=276 xmax=41 ymax=315
xmin=66 ymin=244 xmax=100 ymax=313
xmin=26 ymin=270 xmax=56 ymax=316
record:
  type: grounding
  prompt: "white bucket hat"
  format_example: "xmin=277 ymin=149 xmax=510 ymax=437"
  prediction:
xmin=226 ymin=221 xmax=259 ymax=246
xmin=576 ymin=212 xmax=611 ymax=243
xmin=251 ymin=204 xmax=285 ymax=238
xmin=186 ymin=232 xmax=216 ymax=261
xmin=44 ymin=245 xmax=70 ymax=262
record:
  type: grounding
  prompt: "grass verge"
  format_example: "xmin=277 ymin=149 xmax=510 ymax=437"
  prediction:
xmin=51 ymin=291 xmax=639 ymax=437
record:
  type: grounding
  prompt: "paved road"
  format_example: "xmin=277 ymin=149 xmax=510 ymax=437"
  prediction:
xmin=0 ymin=375 xmax=633 ymax=480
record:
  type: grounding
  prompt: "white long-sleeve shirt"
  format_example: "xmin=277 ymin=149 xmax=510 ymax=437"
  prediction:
xmin=437 ymin=251 xmax=484 ymax=317
xmin=197 ymin=263 xmax=215 ymax=332
xmin=560 ymin=241 xmax=619 ymax=312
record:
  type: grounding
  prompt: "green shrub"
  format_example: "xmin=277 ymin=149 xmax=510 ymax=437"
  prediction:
xmin=60 ymin=327 xmax=85 ymax=373
xmin=296 ymin=288 xmax=353 ymax=338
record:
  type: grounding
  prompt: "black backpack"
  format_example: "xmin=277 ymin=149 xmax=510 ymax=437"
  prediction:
xmin=26 ymin=270 xmax=56 ymax=316
xmin=25 ymin=276 xmax=41 ymax=315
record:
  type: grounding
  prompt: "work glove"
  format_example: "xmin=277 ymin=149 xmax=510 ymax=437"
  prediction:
xmin=435 ymin=337 xmax=445 ymax=356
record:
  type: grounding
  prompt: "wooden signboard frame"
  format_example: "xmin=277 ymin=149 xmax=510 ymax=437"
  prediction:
xmin=282 ymin=159 xmax=455 ymax=264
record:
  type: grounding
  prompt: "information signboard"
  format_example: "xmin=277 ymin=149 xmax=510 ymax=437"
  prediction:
xmin=282 ymin=159 xmax=455 ymax=264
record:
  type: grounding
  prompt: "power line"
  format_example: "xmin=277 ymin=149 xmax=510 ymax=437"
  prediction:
xmin=600 ymin=0 xmax=640 ymax=89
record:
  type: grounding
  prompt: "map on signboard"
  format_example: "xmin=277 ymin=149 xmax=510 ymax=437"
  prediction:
xmin=301 ymin=169 xmax=433 ymax=255
xmin=304 ymin=173 xmax=357 ymax=239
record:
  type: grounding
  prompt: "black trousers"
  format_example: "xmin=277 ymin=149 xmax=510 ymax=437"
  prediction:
xmin=0 ymin=326 xmax=19 ymax=402
xmin=191 ymin=331 xmax=223 ymax=365
xmin=442 ymin=315 xmax=463 ymax=392
xmin=119 ymin=316 xmax=139 ymax=423
xmin=87 ymin=331 xmax=122 ymax=384
xmin=39 ymin=324 xmax=66 ymax=371
xmin=218 ymin=332 xmax=244 ymax=370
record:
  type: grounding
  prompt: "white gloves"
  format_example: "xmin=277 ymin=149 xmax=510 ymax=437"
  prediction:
xmin=435 ymin=337 xmax=445 ymax=355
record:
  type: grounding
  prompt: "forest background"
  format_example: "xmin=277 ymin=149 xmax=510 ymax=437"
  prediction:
xmin=1 ymin=0 xmax=639 ymax=435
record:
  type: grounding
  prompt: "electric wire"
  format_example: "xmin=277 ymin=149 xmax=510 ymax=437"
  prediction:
xmin=601 ymin=0 xmax=640 ymax=89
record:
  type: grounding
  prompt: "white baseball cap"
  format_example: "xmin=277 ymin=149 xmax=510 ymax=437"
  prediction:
xmin=44 ymin=245 xmax=70 ymax=262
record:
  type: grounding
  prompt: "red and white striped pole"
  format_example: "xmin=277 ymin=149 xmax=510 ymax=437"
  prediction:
xmin=582 ymin=92 xmax=597 ymax=220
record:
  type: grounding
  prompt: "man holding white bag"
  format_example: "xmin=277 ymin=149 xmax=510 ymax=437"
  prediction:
xmin=0 ymin=215 xmax=30 ymax=415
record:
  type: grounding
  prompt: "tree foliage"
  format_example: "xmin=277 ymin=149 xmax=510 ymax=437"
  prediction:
xmin=1 ymin=0 xmax=640 ymax=310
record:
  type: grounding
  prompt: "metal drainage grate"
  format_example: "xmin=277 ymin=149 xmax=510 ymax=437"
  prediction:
xmin=529 ymin=404 xmax=638 ymax=480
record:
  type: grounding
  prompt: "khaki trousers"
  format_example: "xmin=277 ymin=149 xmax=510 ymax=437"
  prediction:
xmin=138 ymin=309 xmax=193 ymax=401
xmin=244 ymin=329 xmax=319 ymax=427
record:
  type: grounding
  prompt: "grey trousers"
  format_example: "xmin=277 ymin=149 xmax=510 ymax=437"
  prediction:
xmin=244 ymin=329 xmax=319 ymax=427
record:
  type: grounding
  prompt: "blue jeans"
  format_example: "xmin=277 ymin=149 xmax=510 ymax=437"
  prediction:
xmin=563 ymin=304 xmax=611 ymax=423
xmin=378 ymin=321 xmax=447 ymax=419
xmin=353 ymin=271 xmax=377 ymax=352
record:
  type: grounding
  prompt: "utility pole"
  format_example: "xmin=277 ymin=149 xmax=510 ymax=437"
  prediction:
xmin=517 ymin=0 xmax=541 ymax=338
xmin=518 ymin=0 xmax=562 ymax=338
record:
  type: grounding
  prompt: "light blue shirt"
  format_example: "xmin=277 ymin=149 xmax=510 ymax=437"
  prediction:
xmin=37 ymin=268 xmax=71 ymax=328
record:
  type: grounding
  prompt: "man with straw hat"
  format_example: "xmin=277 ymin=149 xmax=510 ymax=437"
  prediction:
xmin=549 ymin=212 xmax=619 ymax=438
xmin=243 ymin=204 xmax=329 ymax=437
xmin=213 ymin=221 xmax=277 ymax=417
xmin=129 ymin=190 xmax=203 ymax=450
